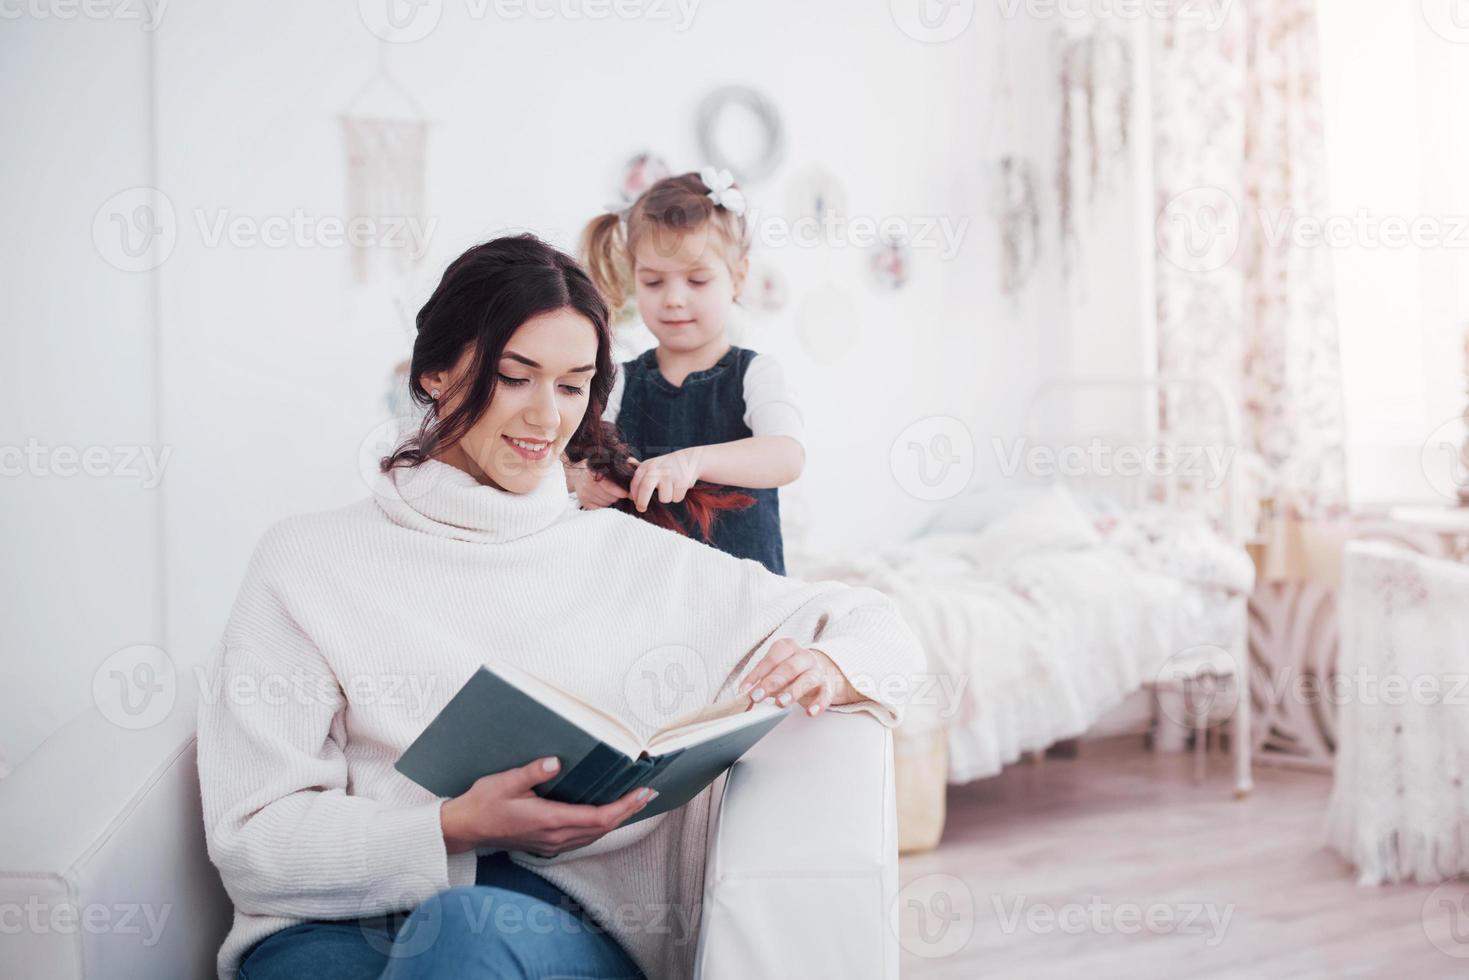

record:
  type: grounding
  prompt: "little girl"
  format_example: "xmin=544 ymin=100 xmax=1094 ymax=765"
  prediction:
xmin=566 ymin=168 xmax=804 ymax=575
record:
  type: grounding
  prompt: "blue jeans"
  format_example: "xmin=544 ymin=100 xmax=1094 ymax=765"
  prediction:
xmin=237 ymin=853 xmax=645 ymax=980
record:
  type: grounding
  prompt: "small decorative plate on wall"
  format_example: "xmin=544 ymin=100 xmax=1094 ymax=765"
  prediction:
xmin=785 ymin=165 xmax=848 ymax=226
xmin=743 ymin=261 xmax=790 ymax=314
xmin=869 ymin=236 xmax=911 ymax=291
xmin=614 ymin=151 xmax=672 ymax=205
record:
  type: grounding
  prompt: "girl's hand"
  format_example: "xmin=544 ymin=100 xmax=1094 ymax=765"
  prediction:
xmin=737 ymin=638 xmax=861 ymax=718
xmin=440 ymin=756 xmax=658 ymax=857
xmin=629 ymin=449 xmax=703 ymax=513
xmin=566 ymin=459 xmax=630 ymax=510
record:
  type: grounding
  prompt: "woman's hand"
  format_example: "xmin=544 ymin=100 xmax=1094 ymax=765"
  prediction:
xmin=440 ymin=756 xmax=658 ymax=857
xmin=737 ymin=638 xmax=862 ymax=718
xmin=566 ymin=458 xmax=630 ymax=510
xmin=628 ymin=449 xmax=703 ymax=512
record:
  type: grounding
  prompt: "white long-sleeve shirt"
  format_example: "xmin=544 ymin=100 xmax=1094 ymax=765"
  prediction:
xmin=196 ymin=457 xmax=922 ymax=979
xmin=604 ymin=350 xmax=806 ymax=448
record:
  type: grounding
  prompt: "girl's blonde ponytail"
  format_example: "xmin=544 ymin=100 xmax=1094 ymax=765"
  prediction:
xmin=579 ymin=212 xmax=631 ymax=312
xmin=581 ymin=172 xmax=750 ymax=313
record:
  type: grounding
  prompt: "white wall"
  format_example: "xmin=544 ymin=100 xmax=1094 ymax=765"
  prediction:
xmin=0 ymin=18 xmax=159 ymax=772
xmin=3 ymin=1 xmax=1153 ymax=770
xmin=151 ymin=1 xmax=1087 ymax=681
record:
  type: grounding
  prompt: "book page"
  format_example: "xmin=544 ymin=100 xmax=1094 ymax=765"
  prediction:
xmin=487 ymin=660 xmax=780 ymax=759
xmin=485 ymin=660 xmax=644 ymax=758
xmin=646 ymin=698 xmax=788 ymax=755
xmin=653 ymin=690 xmax=754 ymax=737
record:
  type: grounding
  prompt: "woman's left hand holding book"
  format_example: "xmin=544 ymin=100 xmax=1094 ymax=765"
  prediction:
xmin=439 ymin=755 xmax=659 ymax=857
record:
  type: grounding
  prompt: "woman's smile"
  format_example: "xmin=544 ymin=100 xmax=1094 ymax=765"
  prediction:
xmin=503 ymin=435 xmax=553 ymax=460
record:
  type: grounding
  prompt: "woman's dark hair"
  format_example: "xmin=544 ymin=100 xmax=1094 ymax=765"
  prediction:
xmin=382 ymin=234 xmax=751 ymax=540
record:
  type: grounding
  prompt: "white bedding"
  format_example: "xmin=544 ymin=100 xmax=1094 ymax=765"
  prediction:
xmin=788 ymin=485 xmax=1253 ymax=784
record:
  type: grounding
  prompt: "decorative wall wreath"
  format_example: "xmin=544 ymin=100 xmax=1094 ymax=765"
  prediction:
xmin=695 ymin=85 xmax=786 ymax=184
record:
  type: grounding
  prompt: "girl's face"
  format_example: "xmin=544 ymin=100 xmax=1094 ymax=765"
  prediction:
xmin=632 ymin=224 xmax=748 ymax=355
xmin=423 ymin=308 xmax=598 ymax=493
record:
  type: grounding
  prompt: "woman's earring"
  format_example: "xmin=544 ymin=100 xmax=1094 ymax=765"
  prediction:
xmin=430 ymin=388 xmax=441 ymax=399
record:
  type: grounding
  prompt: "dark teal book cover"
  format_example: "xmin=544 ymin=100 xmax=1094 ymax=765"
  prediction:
xmin=396 ymin=664 xmax=791 ymax=826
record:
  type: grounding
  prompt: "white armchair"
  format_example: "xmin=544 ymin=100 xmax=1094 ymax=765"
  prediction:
xmin=0 ymin=686 xmax=898 ymax=980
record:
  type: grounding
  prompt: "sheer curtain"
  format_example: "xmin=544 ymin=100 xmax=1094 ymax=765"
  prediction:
xmin=1147 ymin=3 xmax=1469 ymax=771
xmin=1150 ymin=0 xmax=1349 ymax=534
xmin=1148 ymin=1 xmax=1350 ymax=771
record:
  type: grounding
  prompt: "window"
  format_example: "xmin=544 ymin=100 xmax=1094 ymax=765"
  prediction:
xmin=1317 ymin=5 xmax=1469 ymax=507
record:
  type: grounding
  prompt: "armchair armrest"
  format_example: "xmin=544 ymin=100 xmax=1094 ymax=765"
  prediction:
xmin=0 ymin=689 xmax=898 ymax=979
xmin=0 ymin=683 xmax=231 ymax=980
xmin=694 ymin=710 xmax=898 ymax=980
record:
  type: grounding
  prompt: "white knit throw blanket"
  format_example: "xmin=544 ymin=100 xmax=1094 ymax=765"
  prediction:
xmin=1327 ymin=542 xmax=1469 ymax=885
xmin=197 ymin=458 xmax=921 ymax=979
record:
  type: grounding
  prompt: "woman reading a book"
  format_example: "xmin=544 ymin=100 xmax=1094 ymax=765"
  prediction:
xmin=197 ymin=235 xmax=923 ymax=980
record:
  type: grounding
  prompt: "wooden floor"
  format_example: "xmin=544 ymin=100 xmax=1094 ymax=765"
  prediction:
xmin=896 ymin=739 xmax=1469 ymax=979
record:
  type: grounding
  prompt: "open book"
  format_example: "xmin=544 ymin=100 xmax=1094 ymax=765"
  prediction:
xmin=395 ymin=660 xmax=791 ymax=826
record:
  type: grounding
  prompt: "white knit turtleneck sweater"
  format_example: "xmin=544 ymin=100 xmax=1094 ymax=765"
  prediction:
xmin=196 ymin=458 xmax=923 ymax=980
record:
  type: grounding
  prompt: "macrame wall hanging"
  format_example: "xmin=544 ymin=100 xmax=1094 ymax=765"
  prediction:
xmin=341 ymin=43 xmax=430 ymax=286
xmin=1056 ymin=25 xmax=1134 ymax=274
xmin=341 ymin=43 xmax=431 ymax=440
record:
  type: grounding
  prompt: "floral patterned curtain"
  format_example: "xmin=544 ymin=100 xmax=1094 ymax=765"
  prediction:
xmin=1151 ymin=0 xmax=1348 ymax=531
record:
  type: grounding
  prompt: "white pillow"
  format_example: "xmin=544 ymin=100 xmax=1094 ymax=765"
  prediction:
xmin=1104 ymin=505 xmax=1256 ymax=594
xmin=963 ymin=484 xmax=1103 ymax=566
xmin=918 ymin=485 xmax=1053 ymax=536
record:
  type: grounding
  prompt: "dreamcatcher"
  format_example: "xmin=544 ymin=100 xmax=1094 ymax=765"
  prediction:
xmin=994 ymin=156 xmax=1041 ymax=301
xmin=1056 ymin=24 xmax=1134 ymax=274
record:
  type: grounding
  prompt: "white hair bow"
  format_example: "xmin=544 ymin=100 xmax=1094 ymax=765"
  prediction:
xmin=699 ymin=166 xmax=747 ymax=216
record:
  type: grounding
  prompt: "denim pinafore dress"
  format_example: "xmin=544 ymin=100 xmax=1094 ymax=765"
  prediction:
xmin=615 ymin=345 xmax=786 ymax=575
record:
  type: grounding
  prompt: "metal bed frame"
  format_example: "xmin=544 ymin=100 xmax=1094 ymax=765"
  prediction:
xmin=1020 ymin=375 xmax=1254 ymax=798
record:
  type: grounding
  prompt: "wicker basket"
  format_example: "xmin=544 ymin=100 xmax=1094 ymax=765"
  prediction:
xmin=895 ymin=728 xmax=948 ymax=854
